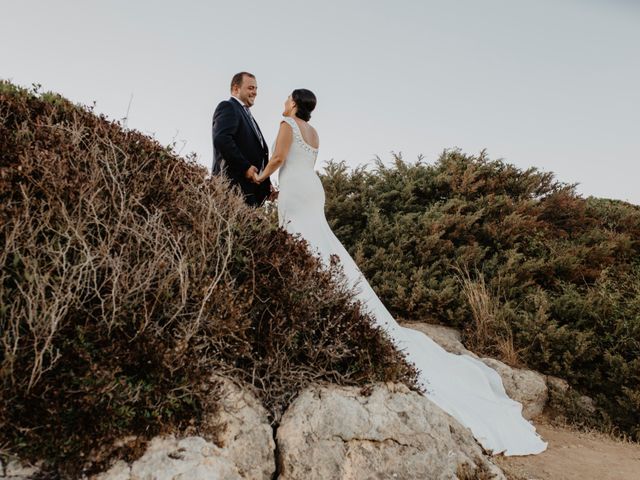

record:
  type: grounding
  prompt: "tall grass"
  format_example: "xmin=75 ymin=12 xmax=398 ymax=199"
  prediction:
xmin=453 ymin=265 xmax=518 ymax=366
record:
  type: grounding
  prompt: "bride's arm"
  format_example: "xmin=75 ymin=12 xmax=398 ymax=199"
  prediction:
xmin=255 ymin=121 xmax=293 ymax=183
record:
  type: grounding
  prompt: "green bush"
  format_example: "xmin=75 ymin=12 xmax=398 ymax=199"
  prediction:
xmin=321 ymin=152 xmax=640 ymax=440
xmin=0 ymin=81 xmax=417 ymax=476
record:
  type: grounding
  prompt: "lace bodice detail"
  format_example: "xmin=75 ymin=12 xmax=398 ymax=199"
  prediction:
xmin=282 ymin=116 xmax=318 ymax=156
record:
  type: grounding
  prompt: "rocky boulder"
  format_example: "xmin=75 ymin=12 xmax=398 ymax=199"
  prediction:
xmin=401 ymin=322 xmax=475 ymax=357
xmin=95 ymin=375 xmax=275 ymax=480
xmin=207 ymin=375 xmax=275 ymax=479
xmin=480 ymin=358 xmax=548 ymax=420
xmin=402 ymin=321 xmax=549 ymax=420
xmin=275 ymin=382 xmax=505 ymax=480
xmin=95 ymin=436 xmax=243 ymax=480
xmin=0 ymin=458 xmax=40 ymax=480
xmin=546 ymin=375 xmax=570 ymax=396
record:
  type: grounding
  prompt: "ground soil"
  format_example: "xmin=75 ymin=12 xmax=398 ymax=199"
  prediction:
xmin=495 ymin=417 xmax=640 ymax=480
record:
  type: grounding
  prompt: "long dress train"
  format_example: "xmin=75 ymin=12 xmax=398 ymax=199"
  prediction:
xmin=275 ymin=116 xmax=547 ymax=456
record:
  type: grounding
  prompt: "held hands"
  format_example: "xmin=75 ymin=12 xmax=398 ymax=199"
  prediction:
xmin=244 ymin=166 xmax=260 ymax=183
xmin=245 ymin=165 xmax=268 ymax=184
xmin=254 ymin=172 xmax=266 ymax=184
xmin=244 ymin=166 xmax=277 ymax=199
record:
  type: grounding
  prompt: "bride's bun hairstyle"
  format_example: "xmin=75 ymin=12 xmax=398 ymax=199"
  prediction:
xmin=292 ymin=89 xmax=316 ymax=121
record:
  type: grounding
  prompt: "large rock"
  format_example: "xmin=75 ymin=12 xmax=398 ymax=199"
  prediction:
xmin=546 ymin=375 xmax=597 ymax=415
xmin=546 ymin=375 xmax=570 ymax=396
xmin=207 ymin=375 xmax=275 ymax=479
xmin=96 ymin=375 xmax=275 ymax=480
xmin=96 ymin=437 xmax=242 ymax=480
xmin=0 ymin=458 xmax=40 ymax=480
xmin=480 ymin=358 xmax=548 ymax=420
xmin=275 ymin=382 xmax=505 ymax=480
xmin=403 ymin=321 xmax=548 ymax=420
xmin=401 ymin=322 xmax=477 ymax=357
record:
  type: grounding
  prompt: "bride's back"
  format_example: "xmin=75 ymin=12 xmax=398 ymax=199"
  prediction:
xmin=280 ymin=117 xmax=319 ymax=164
xmin=292 ymin=117 xmax=319 ymax=150
xmin=277 ymin=116 xmax=325 ymax=223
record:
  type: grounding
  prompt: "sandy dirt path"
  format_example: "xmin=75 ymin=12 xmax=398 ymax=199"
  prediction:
xmin=495 ymin=418 xmax=640 ymax=480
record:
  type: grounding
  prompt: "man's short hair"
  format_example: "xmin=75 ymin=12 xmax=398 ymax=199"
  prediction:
xmin=231 ymin=72 xmax=255 ymax=91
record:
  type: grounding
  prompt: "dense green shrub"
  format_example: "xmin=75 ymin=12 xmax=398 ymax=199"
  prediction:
xmin=0 ymin=81 xmax=417 ymax=476
xmin=321 ymin=152 xmax=640 ymax=440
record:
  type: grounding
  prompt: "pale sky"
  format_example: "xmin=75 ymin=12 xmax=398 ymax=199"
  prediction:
xmin=2 ymin=0 xmax=639 ymax=204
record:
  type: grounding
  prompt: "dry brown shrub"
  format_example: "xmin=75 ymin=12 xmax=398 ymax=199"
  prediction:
xmin=0 ymin=81 xmax=418 ymax=476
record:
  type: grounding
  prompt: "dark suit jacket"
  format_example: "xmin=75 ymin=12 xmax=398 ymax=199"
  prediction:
xmin=212 ymin=98 xmax=271 ymax=206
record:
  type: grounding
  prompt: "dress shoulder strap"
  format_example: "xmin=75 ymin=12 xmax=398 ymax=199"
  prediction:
xmin=280 ymin=116 xmax=318 ymax=153
xmin=281 ymin=116 xmax=299 ymax=131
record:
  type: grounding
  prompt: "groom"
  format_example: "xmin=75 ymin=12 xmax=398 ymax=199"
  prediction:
xmin=211 ymin=72 xmax=271 ymax=206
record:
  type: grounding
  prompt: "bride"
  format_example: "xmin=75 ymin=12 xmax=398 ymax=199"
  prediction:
xmin=253 ymin=89 xmax=547 ymax=456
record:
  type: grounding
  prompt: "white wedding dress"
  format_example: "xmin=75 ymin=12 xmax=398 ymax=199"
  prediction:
xmin=275 ymin=116 xmax=547 ymax=456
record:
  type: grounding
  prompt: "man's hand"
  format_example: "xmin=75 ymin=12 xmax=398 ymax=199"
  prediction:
xmin=244 ymin=165 xmax=259 ymax=183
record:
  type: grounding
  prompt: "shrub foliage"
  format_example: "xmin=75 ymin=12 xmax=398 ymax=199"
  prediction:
xmin=0 ymin=81 xmax=417 ymax=475
xmin=321 ymin=153 xmax=640 ymax=440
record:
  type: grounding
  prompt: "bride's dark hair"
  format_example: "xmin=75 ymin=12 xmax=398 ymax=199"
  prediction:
xmin=292 ymin=89 xmax=316 ymax=122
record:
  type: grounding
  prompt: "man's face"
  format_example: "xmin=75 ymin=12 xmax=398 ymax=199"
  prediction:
xmin=233 ymin=75 xmax=258 ymax=107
